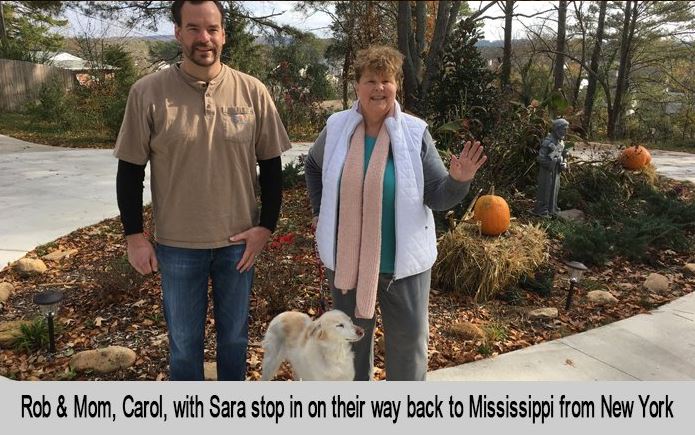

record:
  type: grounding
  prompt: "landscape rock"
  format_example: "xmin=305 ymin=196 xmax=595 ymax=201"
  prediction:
xmin=684 ymin=264 xmax=695 ymax=276
xmin=0 ymin=282 xmax=14 ymax=303
xmin=586 ymin=290 xmax=618 ymax=306
xmin=69 ymin=346 xmax=137 ymax=373
xmin=557 ymin=209 xmax=586 ymax=223
xmin=204 ymin=361 xmax=217 ymax=381
xmin=0 ymin=320 xmax=32 ymax=348
xmin=42 ymin=249 xmax=78 ymax=261
xmin=14 ymin=258 xmax=47 ymax=276
xmin=528 ymin=307 xmax=558 ymax=320
xmin=643 ymin=273 xmax=669 ymax=293
xmin=447 ymin=321 xmax=485 ymax=340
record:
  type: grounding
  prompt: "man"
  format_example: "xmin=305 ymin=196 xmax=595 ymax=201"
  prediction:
xmin=114 ymin=0 xmax=291 ymax=380
xmin=533 ymin=118 xmax=569 ymax=217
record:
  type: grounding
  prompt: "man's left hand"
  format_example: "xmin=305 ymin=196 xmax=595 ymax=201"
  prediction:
xmin=229 ymin=226 xmax=272 ymax=272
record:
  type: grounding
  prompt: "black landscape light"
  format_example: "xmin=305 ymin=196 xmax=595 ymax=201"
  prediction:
xmin=564 ymin=261 xmax=588 ymax=310
xmin=33 ymin=290 xmax=64 ymax=353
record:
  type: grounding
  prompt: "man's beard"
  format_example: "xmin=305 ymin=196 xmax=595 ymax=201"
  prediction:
xmin=185 ymin=43 xmax=218 ymax=67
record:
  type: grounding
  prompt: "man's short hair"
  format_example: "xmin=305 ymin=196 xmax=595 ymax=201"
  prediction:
xmin=171 ymin=0 xmax=225 ymax=26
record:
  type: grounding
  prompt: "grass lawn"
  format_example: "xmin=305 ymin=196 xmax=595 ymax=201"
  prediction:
xmin=0 ymin=112 xmax=114 ymax=149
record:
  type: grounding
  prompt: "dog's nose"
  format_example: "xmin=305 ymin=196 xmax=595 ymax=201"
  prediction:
xmin=355 ymin=326 xmax=365 ymax=337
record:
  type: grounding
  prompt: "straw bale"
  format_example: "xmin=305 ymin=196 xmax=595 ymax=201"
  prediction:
xmin=433 ymin=221 xmax=549 ymax=301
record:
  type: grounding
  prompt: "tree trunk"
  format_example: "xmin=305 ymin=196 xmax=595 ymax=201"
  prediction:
xmin=420 ymin=1 xmax=457 ymax=113
xmin=609 ymin=0 xmax=636 ymax=140
xmin=500 ymin=0 xmax=514 ymax=89
xmin=398 ymin=0 xmax=460 ymax=115
xmin=341 ymin=50 xmax=351 ymax=110
xmin=616 ymin=1 xmax=639 ymax=138
xmin=0 ymin=1 xmax=7 ymax=47
xmin=553 ymin=0 xmax=567 ymax=91
xmin=582 ymin=0 xmax=607 ymax=136
xmin=397 ymin=1 xmax=419 ymax=111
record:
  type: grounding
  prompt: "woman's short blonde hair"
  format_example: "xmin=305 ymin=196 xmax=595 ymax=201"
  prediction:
xmin=353 ymin=45 xmax=404 ymax=83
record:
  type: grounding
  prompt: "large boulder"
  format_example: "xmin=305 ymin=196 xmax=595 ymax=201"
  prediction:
xmin=643 ymin=273 xmax=669 ymax=293
xmin=684 ymin=264 xmax=695 ymax=276
xmin=42 ymin=249 xmax=78 ymax=261
xmin=0 ymin=320 xmax=32 ymax=348
xmin=587 ymin=290 xmax=618 ymax=306
xmin=14 ymin=258 xmax=47 ymax=277
xmin=204 ymin=362 xmax=217 ymax=381
xmin=69 ymin=346 xmax=137 ymax=373
xmin=528 ymin=307 xmax=558 ymax=320
xmin=447 ymin=321 xmax=485 ymax=340
xmin=0 ymin=282 xmax=14 ymax=304
xmin=557 ymin=209 xmax=586 ymax=223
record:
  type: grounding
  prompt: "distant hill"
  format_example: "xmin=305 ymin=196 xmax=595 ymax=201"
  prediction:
xmin=475 ymin=40 xmax=505 ymax=48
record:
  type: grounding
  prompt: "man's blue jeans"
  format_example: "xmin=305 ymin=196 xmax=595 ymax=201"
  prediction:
xmin=156 ymin=243 xmax=252 ymax=381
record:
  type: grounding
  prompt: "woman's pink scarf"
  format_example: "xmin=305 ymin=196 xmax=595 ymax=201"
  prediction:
xmin=334 ymin=120 xmax=391 ymax=319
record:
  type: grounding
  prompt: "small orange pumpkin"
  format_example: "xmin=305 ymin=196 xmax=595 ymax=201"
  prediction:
xmin=473 ymin=188 xmax=511 ymax=236
xmin=620 ymin=145 xmax=651 ymax=170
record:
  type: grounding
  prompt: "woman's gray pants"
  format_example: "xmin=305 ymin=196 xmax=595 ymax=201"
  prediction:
xmin=327 ymin=268 xmax=431 ymax=381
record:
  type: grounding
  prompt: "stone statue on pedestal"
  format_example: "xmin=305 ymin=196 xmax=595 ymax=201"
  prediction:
xmin=533 ymin=118 xmax=569 ymax=217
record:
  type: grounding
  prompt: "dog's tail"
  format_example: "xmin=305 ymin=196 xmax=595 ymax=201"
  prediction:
xmin=260 ymin=318 xmax=286 ymax=381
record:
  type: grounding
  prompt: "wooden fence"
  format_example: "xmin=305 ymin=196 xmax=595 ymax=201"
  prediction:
xmin=0 ymin=59 xmax=76 ymax=112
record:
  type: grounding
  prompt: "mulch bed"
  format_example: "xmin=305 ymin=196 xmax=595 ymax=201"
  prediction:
xmin=1 ymin=184 xmax=693 ymax=381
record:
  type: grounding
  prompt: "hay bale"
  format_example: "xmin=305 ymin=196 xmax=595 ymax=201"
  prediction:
xmin=433 ymin=221 xmax=549 ymax=302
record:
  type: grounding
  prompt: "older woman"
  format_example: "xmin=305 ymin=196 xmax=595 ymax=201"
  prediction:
xmin=304 ymin=45 xmax=486 ymax=381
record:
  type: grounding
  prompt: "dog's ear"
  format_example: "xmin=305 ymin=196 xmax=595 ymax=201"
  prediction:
xmin=309 ymin=320 xmax=326 ymax=340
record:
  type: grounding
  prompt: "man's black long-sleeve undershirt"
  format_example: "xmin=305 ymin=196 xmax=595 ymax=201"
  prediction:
xmin=116 ymin=157 xmax=283 ymax=236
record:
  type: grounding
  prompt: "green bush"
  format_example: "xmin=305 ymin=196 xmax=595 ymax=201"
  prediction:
xmin=427 ymin=19 xmax=500 ymax=142
xmin=33 ymin=77 xmax=71 ymax=127
xmin=282 ymin=159 xmax=305 ymax=189
xmin=550 ymin=160 xmax=695 ymax=264
xmin=561 ymin=221 xmax=613 ymax=266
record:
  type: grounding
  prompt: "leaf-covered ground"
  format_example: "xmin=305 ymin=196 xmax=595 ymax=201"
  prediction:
xmin=1 ymin=185 xmax=693 ymax=381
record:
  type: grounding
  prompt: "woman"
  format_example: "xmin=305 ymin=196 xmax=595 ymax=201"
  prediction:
xmin=304 ymin=45 xmax=486 ymax=381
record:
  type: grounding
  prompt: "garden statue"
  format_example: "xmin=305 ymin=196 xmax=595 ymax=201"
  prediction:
xmin=533 ymin=118 xmax=570 ymax=217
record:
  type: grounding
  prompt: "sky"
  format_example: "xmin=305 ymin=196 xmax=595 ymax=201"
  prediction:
xmin=62 ymin=1 xmax=559 ymax=41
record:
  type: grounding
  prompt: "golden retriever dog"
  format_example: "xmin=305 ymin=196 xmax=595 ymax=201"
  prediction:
xmin=261 ymin=310 xmax=364 ymax=381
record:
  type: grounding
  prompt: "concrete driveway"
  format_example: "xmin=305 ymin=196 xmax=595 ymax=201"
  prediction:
xmin=0 ymin=134 xmax=152 ymax=269
xmin=571 ymin=142 xmax=695 ymax=184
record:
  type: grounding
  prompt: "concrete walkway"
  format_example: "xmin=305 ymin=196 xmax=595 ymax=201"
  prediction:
xmin=428 ymin=292 xmax=695 ymax=380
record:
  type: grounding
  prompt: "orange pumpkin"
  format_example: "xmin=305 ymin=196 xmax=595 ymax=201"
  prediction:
xmin=620 ymin=145 xmax=651 ymax=170
xmin=473 ymin=189 xmax=511 ymax=236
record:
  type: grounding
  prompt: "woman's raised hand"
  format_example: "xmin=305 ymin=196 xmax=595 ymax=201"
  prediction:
xmin=449 ymin=140 xmax=487 ymax=182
